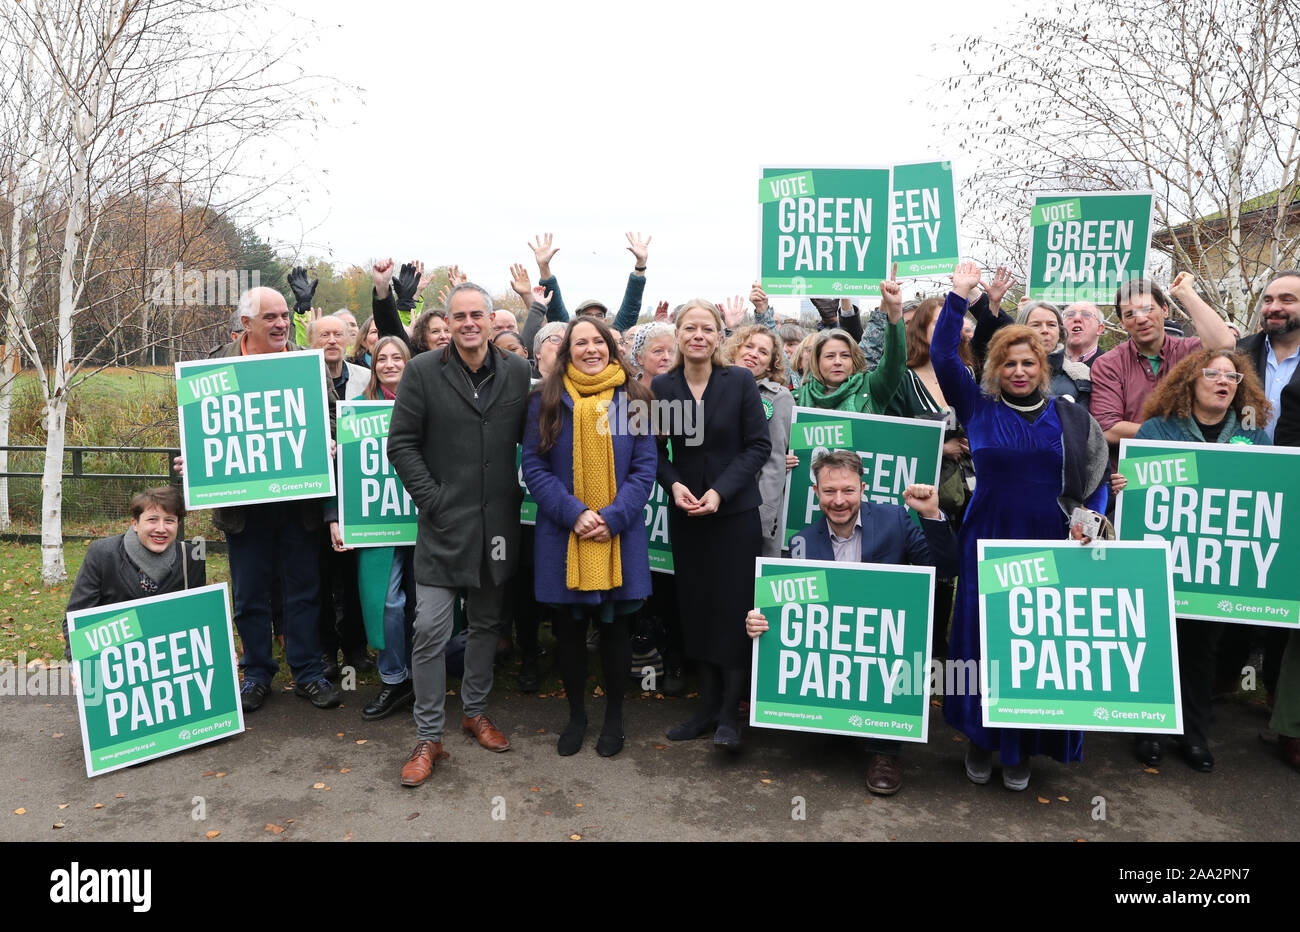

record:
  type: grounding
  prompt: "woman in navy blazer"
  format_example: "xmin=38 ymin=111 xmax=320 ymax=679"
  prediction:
xmin=522 ymin=317 xmax=657 ymax=757
xmin=652 ymin=299 xmax=772 ymax=749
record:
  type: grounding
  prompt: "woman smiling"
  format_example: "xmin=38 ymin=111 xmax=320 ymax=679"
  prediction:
xmin=522 ymin=316 xmax=657 ymax=757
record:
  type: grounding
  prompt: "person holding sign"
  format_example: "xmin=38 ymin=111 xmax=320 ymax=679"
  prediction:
xmin=723 ymin=324 xmax=794 ymax=557
xmin=653 ymin=299 xmax=772 ymax=749
xmin=187 ymin=286 xmax=342 ymax=713
xmin=934 ymin=261 xmax=1110 ymax=791
xmin=1111 ymin=349 xmax=1270 ymax=771
xmin=331 ymin=336 xmax=420 ymax=721
xmin=387 ymin=282 xmax=533 ymax=786
xmin=745 ymin=451 xmax=957 ymax=794
xmin=65 ymin=487 xmax=206 ymax=656
xmin=522 ymin=317 xmax=657 ymax=757
xmin=794 ymin=266 xmax=905 ymax=413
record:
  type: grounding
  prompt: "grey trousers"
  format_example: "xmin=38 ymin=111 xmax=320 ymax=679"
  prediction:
xmin=411 ymin=582 xmax=505 ymax=742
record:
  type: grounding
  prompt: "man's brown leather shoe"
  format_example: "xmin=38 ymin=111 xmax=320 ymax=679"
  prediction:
xmin=866 ymin=753 xmax=902 ymax=796
xmin=462 ymin=714 xmax=511 ymax=752
xmin=400 ymin=740 xmax=446 ymax=786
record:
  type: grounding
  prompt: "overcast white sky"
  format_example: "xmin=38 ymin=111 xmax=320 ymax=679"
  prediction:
xmin=266 ymin=0 xmax=1020 ymax=312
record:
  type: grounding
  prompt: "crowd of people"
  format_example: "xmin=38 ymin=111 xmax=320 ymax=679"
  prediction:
xmin=66 ymin=235 xmax=1300 ymax=795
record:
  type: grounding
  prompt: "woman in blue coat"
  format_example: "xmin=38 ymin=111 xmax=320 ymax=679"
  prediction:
xmin=522 ymin=316 xmax=657 ymax=757
xmin=935 ymin=261 xmax=1110 ymax=791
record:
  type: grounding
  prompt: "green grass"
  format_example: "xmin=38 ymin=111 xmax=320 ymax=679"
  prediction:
xmin=0 ymin=538 xmax=230 ymax=665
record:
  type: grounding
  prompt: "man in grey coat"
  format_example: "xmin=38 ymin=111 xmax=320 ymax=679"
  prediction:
xmin=387 ymin=281 xmax=533 ymax=786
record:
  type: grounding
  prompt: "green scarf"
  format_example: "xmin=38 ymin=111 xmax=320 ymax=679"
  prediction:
xmin=795 ymin=370 xmax=875 ymax=412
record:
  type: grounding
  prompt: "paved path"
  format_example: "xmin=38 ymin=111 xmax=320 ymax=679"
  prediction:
xmin=1 ymin=676 xmax=1295 ymax=843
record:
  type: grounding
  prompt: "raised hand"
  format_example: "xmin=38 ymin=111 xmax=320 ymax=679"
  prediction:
xmin=749 ymin=281 xmax=769 ymax=315
xmin=1170 ymin=271 xmax=1197 ymax=299
xmin=951 ymin=259 xmax=982 ymax=298
xmin=372 ymin=258 xmax=395 ymax=298
xmin=393 ymin=261 xmax=423 ymax=312
xmin=529 ymin=233 xmax=559 ymax=278
xmin=532 ymin=285 xmax=553 ymax=307
xmin=902 ymin=483 xmax=942 ymax=519
xmin=983 ymin=265 xmax=1016 ymax=308
xmin=418 ymin=265 xmax=435 ymax=293
xmin=721 ymin=295 xmax=746 ymax=329
xmin=287 ymin=266 xmax=319 ymax=313
xmin=626 ymin=231 xmax=651 ymax=271
xmin=447 ymin=264 xmax=466 ymax=288
xmin=510 ymin=263 xmax=532 ymax=301
xmin=653 ymin=300 xmax=669 ymax=322
xmin=880 ymin=262 xmax=903 ymax=323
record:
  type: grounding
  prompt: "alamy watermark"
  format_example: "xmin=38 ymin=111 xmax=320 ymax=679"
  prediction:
xmin=151 ymin=263 xmax=260 ymax=307
xmin=596 ymin=398 xmax=703 ymax=447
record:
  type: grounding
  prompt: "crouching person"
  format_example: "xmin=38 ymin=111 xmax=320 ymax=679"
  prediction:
xmin=64 ymin=486 xmax=206 ymax=657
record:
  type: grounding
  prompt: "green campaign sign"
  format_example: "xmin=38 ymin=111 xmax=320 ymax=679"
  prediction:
xmin=1027 ymin=190 xmax=1154 ymax=303
xmin=978 ymin=541 xmax=1182 ymax=733
xmin=889 ymin=160 xmax=960 ymax=278
xmin=518 ymin=447 xmax=675 ymax=574
xmin=750 ymin=557 xmax=935 ymax=741
xmin=758 ymin=165 xmax=892 ymax=297
xmin=336 ymin=400 xmax=417 ymax=547
xmin=175 ymin=350 xmax=334 ymax=509
xmin=779 ymin=408 xmax=944 ymax=550
xmin=1115 ymin=440 xmax=1300 ymax=626
xmin=66 ymin=583 xmax=243 ymax=777
xmin=643 ymin=480 xmax=674 ymax=574
xmin=517 ymin=446 xmax=538 ymax=524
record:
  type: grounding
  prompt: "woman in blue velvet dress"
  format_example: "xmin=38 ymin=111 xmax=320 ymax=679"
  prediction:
xmin=932 ymin=261 xmax=1110 ymax=791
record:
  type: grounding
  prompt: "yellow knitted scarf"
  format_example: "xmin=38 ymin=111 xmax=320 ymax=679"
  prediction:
xmin=563 ymin=362 xmax=626 ymax=591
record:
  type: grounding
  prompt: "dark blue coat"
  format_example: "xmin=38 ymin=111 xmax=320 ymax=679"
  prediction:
xmin=789 ymin=504 xmax=959 ymax=578
xmin=522 ymin=386 xmax=657 ymax=605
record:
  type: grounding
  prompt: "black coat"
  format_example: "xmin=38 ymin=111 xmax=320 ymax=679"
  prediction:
xmin=650 ymin=365 xmax=772 ymax=515
xmin=63 ymin=533 xmax=206 ymax=659
xmin=1238 ymin=332 xmax=1300 ymax=447
xmin=387 ymin=342 xmax=532 ymax=588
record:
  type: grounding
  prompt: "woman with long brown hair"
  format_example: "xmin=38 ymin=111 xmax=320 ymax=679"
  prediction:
xmin=1112 ymin=348 xmax=1271 ymax=773
xmin=521 ymin=315 xmax=658 ymax=757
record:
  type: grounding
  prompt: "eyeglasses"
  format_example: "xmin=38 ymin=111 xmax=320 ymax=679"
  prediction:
xmin=544 ymin=335 xmax=564 ymax=345
xmin=1063 ymin=309 xmax=1098 ymax=320
xmin=1201 ymin=369 xmax=1243 ymax=383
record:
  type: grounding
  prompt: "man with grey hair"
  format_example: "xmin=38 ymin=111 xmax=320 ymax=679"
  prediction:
xmin=181 ymin=286 xmax=342 ymax=713
xmin=331 ymin=308 xmax=360 ymax=351
xmin=310 ymin=315 xmax=369 ymax=400
xmin=387 ymin=278 xmax=533 ymax=785
xmin=1062 ymin=301 xmax=1106 ymax=365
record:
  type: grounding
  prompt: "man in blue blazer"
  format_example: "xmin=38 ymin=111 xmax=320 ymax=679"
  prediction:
xmin=746 ymin=449 xmax=958 ymax=795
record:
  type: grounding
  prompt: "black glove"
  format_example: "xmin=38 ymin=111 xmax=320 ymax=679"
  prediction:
xmin=287 ymin=266 xmax=318 ymax=314
xmin=810 ymin=297 xmax=839 ymax=325
xmin=392 ymin=262 xmax=421 ymax=312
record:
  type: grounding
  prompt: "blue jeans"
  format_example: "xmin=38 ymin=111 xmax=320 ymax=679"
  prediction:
xmin=226 ymin=507 xmax=326 ymax=687
xmin=377 ymin=548 xmax=413 ymax=684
